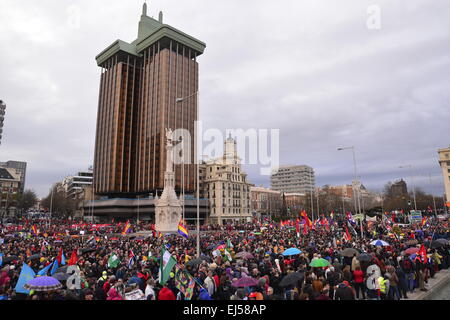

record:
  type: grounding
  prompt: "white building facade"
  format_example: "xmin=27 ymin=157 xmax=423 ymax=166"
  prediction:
xmin=200 ymin=135 xmax=253 ymax=225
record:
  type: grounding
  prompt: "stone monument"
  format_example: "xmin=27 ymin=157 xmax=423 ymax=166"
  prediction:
xmin=155 ymin=128 xmax=182 ymax=233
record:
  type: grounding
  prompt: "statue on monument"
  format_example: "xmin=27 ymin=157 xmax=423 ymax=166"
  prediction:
xmin=155 ymin=127 xmax=182 ymax=233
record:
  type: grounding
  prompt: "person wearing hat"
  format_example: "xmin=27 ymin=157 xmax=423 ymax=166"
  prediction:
xmin=334 ymin=280 xmax=356 ymax=300
xmin=98 ymin=270 xmax=108 ymax=283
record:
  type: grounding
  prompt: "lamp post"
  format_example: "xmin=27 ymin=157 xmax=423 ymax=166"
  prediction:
xmin=417 ymin=172 xmax=438 ymax=216
xmin=309 ymin=173 xmax=314 ymax=221
xmin=428 ymin=173 xmax=437 ymax=216
xmin=49 ymin=186 xmax=54 ymax=228
xmin=338 ymin=146 xmax=363 ymax=237
xmin=137 ymin=195 xmax=140 ymax=224
xmin=176 ymin=91 xmax=200 ymax=258
xmin=399 ymin=165 xmax=417 ymax=211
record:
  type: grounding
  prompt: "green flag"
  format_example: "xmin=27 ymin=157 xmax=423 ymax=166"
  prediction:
xmin=159 ymin=247 xmax=177 ymax=285
xmin=107 ymin=253 xmax=120 ymax=268
xmin=224 ymin=249 xmax=232 ymax=262
xmin=226 ymin=239 xmax=233 ymax=249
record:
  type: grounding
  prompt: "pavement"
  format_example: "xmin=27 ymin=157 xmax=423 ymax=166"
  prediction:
xmin=404 ymin=269 xmax=450 ymax=300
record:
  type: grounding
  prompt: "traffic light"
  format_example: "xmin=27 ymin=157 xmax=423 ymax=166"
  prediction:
xmin=407 ymin=200 xmax=411 ymax=206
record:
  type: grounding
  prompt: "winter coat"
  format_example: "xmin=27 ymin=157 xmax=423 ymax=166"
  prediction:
xmin=106 ymin=288 xmax=123 ymax=300
xmin=334 ymin=283 xmax=355 ymax=300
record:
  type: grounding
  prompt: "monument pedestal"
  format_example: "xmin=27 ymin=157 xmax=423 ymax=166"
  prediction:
xmin=155 ymin=129 xmax=182 ymax=233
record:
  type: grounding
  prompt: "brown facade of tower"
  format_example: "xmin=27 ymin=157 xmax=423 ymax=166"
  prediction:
xmin=93 ymin=7 xmax=205 ymax=197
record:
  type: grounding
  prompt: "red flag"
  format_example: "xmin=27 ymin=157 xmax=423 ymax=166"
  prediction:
xmin=302 ymin=223 xmax=308 ymax=235
xmin=344 ymin=227 xmax=352 ymax=242
xmin=418 ymin=244 xmax=428 ymax=263
xmin=68 ymin=249 xmax=78 ymax=265
xmin=295 ymin=219 xmax=300 ymax=234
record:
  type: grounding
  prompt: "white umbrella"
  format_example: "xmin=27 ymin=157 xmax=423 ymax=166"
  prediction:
xmin=370 ymin=239 xmax=389 ymax=246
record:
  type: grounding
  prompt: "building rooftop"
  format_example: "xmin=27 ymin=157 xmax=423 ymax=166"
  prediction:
xmin=0 ymin=168 xmax=14 ymax=180
xmin=96 ymin=3 xmax=206 ymax=66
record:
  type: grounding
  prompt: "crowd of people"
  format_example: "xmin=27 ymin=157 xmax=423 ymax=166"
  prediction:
xmin=0 ymin=213 xmax=449 ymax=300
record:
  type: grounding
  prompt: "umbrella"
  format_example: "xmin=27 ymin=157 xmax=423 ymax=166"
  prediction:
xmin=186 ymin=258 xmax=203 ymax=268
xmin=370 ymin=240 xmax=389 ymax=246
xmin=430 ymin=241 xmax=445 ymax=248
xmin=24 ymin=276 xmax=62 ymax=292
xmin=235 ymin=251 xmax=254 ymax=259
xmin=309 ymin=258 xmax=330 ymax=268
xmin=282 ymin=248 xmax=302 ymax=256
xmin=405 ymin=239 xmax=418 ymax=246
xmin=404 ymin=247 xmax=419 ymax=255
xmin=2 ymin=255 xmax=19 ymax=264
xmin=279 ymin=272 xmax=304 ymax=287
xmin=340 ymin=248 xmax=359 ymax=258
xmin=231 ymin=276 xmax=259 ymax=288
xmin=28 ymin=254 xmax=41 ymax=260
xmin=81 ymin=248 xmax=96 ymax=254
xmin=357 ymin=253 xmax=373 ymax=262
xmin=52 ymin=273 xmax=70 ymax=281
xmin=200 ymin=254 xmax=212 ymax=263
xmin=435 ymin=238 xmax=449 ymax=245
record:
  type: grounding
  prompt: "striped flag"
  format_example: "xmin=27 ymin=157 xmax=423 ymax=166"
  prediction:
xmin=31 ymin=225 xmax=38 ymax=236
xmin=177 ymin=220 xmax=189 ymax=239
xmin=421 ymin=217 xmax=428 ymax=227
xmin=121 ymin=220 xmax=131 ymax=235
xmin=300 ymin=210 xmax=312 ymax=229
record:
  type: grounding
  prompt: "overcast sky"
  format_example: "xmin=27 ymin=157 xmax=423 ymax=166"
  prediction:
xmin=0 ymin=0 xmax=449 ymax=198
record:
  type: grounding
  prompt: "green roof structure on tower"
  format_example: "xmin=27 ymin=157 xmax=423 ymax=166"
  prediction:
xmin=96 ymin=3 xmax=206 ymax=66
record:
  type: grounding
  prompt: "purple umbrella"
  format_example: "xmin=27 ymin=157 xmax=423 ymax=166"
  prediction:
xmin=232 ymin=276 xmax=259 ymax=288
xmin=24 ymin=276 xmax=62 ymax=292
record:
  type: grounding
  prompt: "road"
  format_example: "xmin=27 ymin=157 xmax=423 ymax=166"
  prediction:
xmin=427 ymin=282 xmax=450 ymax=300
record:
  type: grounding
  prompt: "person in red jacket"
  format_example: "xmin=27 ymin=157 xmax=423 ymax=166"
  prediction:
xmin=352 ymin=266 xmax=366 ymax=300
xmin=213 ymin=272 xmax=220 ymax=289
xmin=158 ymin=286 xmax=176 ymax=300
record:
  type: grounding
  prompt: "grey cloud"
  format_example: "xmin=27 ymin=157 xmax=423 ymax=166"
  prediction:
xmin=0 ymin=0 xmax=448 ymax=198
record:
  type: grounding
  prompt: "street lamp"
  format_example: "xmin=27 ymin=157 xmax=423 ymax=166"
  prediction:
xmin=137 ymin=195 xmax=141 ymax=224
xmin=176 ymin=91 xmax=200 ymax=258
xmin=338 ymin=146 xmax=364 ymax=237
xmin=337 ymin=146 xmax=362 ymax=216
xmin=49 ymin=186 xmax=54 ymax=228
xmin=416 ymin=172 xmax=438 ymax=216
xmin=399 ymin=164 xmax=417 ymax=211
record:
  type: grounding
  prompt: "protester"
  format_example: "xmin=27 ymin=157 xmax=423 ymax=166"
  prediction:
xmin=0 ymin=213 xmax=448 ymax=300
